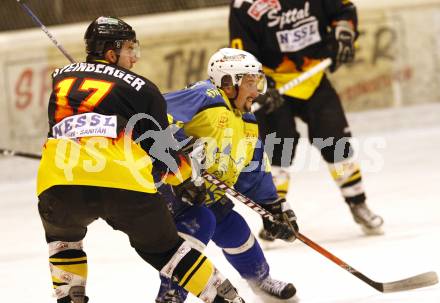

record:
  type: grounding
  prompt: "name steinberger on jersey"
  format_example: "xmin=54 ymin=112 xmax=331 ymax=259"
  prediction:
xmin=53 ymin=62 xmax=146 ymax=91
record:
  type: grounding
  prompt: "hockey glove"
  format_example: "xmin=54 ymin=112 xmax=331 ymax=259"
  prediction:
xmin=172 ymin=178 xmax=206 ymax=206
xmin=252 ymin=77 xmax=284 ymax=114
xmin=174 ymin=140 xmax=207 ymax=205
xmin=328 ymin=20 xmax=355 ymax=72
xmin=261 ymin=198 xmax=298 ymax=242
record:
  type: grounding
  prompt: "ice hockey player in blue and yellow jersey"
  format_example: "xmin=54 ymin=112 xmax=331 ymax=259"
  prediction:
xmin=155 ymin=48 xmax=299 ymax=302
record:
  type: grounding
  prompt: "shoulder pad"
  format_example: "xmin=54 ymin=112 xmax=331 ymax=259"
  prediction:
xmin=164 ymin=80 xmax=227 ymax=123
xmin=187 ymin=80 xmax=222 ymax=99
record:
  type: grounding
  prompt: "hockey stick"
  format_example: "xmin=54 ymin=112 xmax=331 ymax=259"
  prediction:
xmin=16 ymin=0 xmax=76 ymax=63
xmin=201 ymin=171 xmax=439 ymax=293
xmin=3 ymin=148 xmax=440 ymax=292
xmin=0 ymin=148 xmax=41 ymax=160
xmin=278 ymin=58 xmax=332 ymax=94
xmin=9 ymin=2 xmax=77 ymax=161
xmin=251 ymin=58 xmax=332 ymax=112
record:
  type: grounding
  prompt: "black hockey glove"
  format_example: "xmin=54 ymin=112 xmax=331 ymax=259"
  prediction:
xmin=172 ymin=178 xmax=206 ymax=206
xmin=261 ymin=197 xmax=298 ymax=242
xmin=252 ymin=77 xmax=284 ymax=114
xmin=328 ymin=20 xmax=356 ymax=72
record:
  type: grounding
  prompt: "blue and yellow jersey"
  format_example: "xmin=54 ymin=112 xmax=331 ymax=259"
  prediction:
xmin=165 ymin=80 xmax=277 ymax=205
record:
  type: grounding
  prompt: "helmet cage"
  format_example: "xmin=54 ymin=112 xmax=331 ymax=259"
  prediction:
xmin=236 ymin=73 xmax=267 ymax=95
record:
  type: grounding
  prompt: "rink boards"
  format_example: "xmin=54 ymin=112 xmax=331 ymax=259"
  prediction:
xmin=0 ymin=1 xmax=440 ymax=152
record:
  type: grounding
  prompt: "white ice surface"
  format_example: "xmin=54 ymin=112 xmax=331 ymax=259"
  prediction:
xmin=1 ymin=104 xmax=439 ymax=302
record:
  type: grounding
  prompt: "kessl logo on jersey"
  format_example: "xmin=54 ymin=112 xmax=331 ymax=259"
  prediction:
xmin=265 ymin=2 xmax=322 ymax=52
xmin=276 ymin=20 xmax=321 ymax=52
xmin=52 ymin=112 xmax=117 ymax=139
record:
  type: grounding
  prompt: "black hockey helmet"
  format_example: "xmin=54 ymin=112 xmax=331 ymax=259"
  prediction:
xmin=84 ymin=16 xmax=137 ymax=58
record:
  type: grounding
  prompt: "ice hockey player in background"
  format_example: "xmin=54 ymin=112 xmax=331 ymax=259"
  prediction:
xmin=154 ymin=48 xmax=298 ymax=302
xmin=229 ymin=0 xmax=384 ymax=236
xmin=36 ymin=17 xmax=245 ymax=303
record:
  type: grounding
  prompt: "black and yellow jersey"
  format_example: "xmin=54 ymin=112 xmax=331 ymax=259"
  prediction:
xmin=37 ymin=61 xmax=191 ymax=196
xmin=229 ymin=0 xmax=358 ymax=99
xmin=165 ymin=80 xmax=277 ymax=205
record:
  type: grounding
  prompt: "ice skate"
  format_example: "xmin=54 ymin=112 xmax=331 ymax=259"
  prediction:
xmin=213 ymin=296 xmax=246 ymax=303
xmin=349 ymin=202 xmax=384 ymax=235
xmin=213 ymin=279 xmax=246 ymax=303
xmin=155 ymin=289 xmax=184 ymax=303
xmin=58 ymin=286 xmax=89 ymax=303
xmin=251 ymin=276 xmax=296 ymax=299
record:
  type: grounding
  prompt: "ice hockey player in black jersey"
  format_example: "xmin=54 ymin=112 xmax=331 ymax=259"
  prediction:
xmin=229 ymin=0 xmax=384 ymax=236
xmin=36 ymin=16 xmax=244 ymax=303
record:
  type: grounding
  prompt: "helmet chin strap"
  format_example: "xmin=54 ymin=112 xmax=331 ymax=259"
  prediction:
xmin=113 ymin=41 xmax=123 ymax=65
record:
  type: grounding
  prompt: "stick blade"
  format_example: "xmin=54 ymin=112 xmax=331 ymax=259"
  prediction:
xmin=382 ymin=271 xmax=438 ymax=293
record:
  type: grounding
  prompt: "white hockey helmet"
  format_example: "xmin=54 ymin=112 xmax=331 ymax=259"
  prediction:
xmin=207 ymin=48 xmax=267 ymax=94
